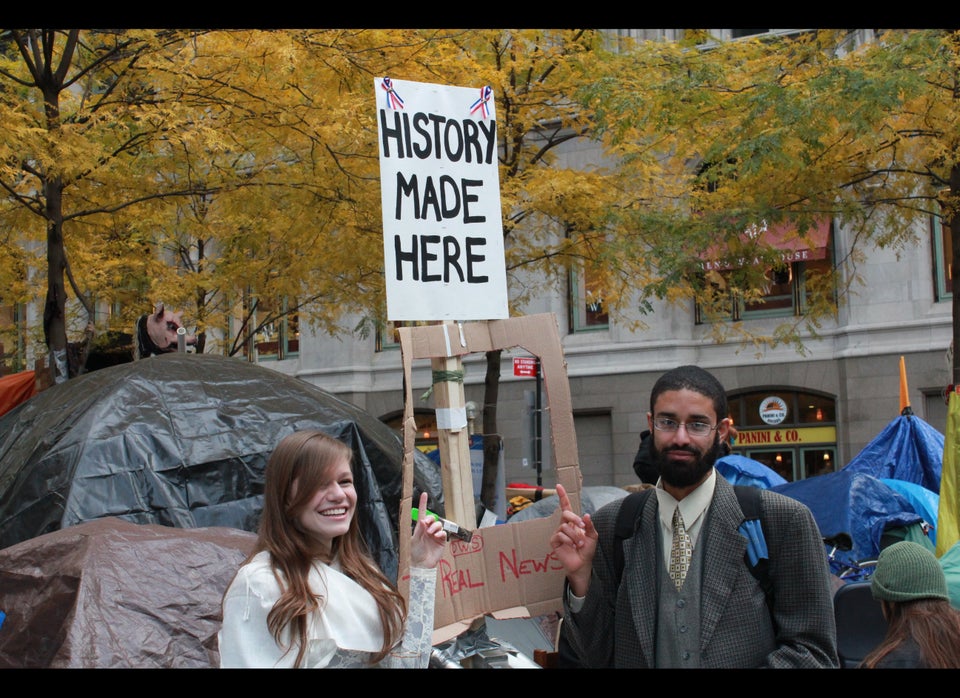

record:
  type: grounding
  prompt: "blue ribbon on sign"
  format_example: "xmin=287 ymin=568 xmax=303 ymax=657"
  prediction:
xmin=739 ymin=519 xmax=768 ymax=567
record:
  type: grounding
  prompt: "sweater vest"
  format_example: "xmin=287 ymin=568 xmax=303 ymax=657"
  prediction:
xmin=655 ymin=530 xmax=706 ymax=668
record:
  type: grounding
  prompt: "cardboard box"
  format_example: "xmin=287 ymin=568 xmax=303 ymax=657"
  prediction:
xmin=397 ymin=313 xmax=583 ymax=643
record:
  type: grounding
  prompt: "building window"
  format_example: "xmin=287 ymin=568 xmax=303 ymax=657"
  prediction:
xmin=730 ymin=29 xmax=769 ymax=39
xmin=375 ymin=319 xmax=432 ymax=352
xmin=923 ymin=388 xmax=949 ymax=432
xmin=933 ymin=214 xmax=952 ymax=301
xmin=751 ymin=255 xmax=834 ymax=318
xmin=569 ymin=265 xmax=609 ymax=333
xmin=696 ymin=219 xmax=835 ymax=323
xmin=696 ymin=258 xmax=831 ymax=322
xmin=0 ymin=302 xmax=27 ymax=373
xmin=742 ymin=264 xmax=798 ymax=318
xmin=253 ymin=297 xmax=299 ymax=361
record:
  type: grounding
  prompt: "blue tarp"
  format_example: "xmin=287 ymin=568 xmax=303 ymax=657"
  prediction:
xmin=715 ymin=454 xmax=788 ymax=489
xmin=939 ymin=541 xmax=960 ymax=610
xmin=843 ymin=413 xmax=944 ymax=494
xmin=879 ymin=478 xmax=940 ymax=547
xmin=772 ymin=469 xmax=922 ymax=563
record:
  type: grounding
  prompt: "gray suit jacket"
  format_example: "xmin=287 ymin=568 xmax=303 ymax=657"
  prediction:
xmin=563 ymin=474 xmax=839 ymax=668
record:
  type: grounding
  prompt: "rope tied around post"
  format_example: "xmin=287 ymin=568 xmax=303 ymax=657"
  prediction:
xmin=420 ymin=369 xmax=465 ymax=401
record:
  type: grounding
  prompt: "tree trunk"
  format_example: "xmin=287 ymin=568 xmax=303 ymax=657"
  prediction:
xmin=43 ymin=177 xmax=69 ymax=385
xmin=480 ymin=349 xmax=502 ymax=511
xmin=194 ymin=239 xmax=207 ymax=354
xmin=948 ymin=33 xmax=960 ymax=395
xmin=35 ymin=30 xmax=76 ymax=385
xmin=951 ymin=162 xmax=960 ymax=390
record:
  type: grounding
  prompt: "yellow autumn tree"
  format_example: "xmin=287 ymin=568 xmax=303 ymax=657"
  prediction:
xmin=579 ymin=29 xmax=960 ymax=360
xmin=0 ymin=30 xmax=192 ymax=379
xmin=0 ymin=28 xmax=651 ymax=510
xmin=127 ymin=30 xmax=401 ymax=357
xmin=0 ymin=29 xmax=433 ymax=376
xmin=10 ymin=29 xmax=959 ymax=378
xmin=308 ymin=29 xmax=654 ymax=507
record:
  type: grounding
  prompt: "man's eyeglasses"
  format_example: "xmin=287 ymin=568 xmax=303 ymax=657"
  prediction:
xmin=652 ymin=416 xmax=720 ymax=437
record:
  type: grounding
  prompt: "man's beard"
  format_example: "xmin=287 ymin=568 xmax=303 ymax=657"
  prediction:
xmin=651 ymin=435 xmax=722 ymax=488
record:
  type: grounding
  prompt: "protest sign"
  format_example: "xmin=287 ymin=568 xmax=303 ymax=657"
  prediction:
xmin=375 ymin=77 xmax=509 ymax=321
xmin=396 ymin=315 xmax=583 ymax=642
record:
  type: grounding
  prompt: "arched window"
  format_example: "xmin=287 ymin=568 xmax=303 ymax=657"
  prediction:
xmin=727 ymin=387 xmax=837 ymax=482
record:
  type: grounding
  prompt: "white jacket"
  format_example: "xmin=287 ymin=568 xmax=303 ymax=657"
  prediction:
xmin=218 ymin=550 xmax=437 ymax=668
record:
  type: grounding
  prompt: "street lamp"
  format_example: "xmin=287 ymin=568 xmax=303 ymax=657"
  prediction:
xmin=465 ymin=401 xmax=478 ymax=435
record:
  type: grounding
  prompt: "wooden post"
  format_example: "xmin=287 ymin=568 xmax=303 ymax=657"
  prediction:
xmin=430 ymin=322 xmax=476 ymax=527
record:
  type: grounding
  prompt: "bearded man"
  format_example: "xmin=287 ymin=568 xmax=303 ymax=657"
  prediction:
xmin=549 ymin=364 xmax=839 ymax=668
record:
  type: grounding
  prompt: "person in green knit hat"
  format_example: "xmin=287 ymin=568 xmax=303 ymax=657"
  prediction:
xmin=861 ymin=541 xmax=960 ymax=668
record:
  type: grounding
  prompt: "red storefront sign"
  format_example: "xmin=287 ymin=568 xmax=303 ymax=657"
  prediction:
xmin=700 ymin=217 xmax=831 ymax=272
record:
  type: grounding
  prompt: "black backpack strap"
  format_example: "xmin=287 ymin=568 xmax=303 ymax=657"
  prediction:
xmin=613 ymin=489 xmax=653 ymax=584
xmin=558 ymin=490 xmax=650 ymax=669
xmin=733 ymin=485 xmax=773 ymax=613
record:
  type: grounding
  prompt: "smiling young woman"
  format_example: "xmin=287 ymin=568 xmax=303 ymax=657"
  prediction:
xmin=217 ymin=430 xmax=448 ymax=668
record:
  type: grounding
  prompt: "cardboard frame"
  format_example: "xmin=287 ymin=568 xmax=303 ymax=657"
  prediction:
xmin=397 ymin=313 xmax=583 ymax=643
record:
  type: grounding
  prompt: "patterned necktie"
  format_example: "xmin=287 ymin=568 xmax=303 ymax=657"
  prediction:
xmin=670 ymin=506 xmax=692 ymax=591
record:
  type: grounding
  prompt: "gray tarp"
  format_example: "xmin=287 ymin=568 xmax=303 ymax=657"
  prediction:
xmin=0 ymin=353 xmax=444 ymax=581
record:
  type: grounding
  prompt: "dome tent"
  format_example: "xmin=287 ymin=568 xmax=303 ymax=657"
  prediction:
xmin=772 ymin=469 xmax=923 ymax=563
xmin=842 ymin=411 xmax=944 ymax=494
xmin=0 ymin=352 xmax=444 ymax=581
xmin=0 ymin=517 xmax=256 ymax=668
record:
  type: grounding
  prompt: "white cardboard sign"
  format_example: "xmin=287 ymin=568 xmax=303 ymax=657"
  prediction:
xmin=375 ymin=77 xmax=509 ymax=321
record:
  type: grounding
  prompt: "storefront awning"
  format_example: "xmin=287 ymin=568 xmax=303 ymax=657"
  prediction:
xmin=700 ymin=217 xmax=831 ymax=272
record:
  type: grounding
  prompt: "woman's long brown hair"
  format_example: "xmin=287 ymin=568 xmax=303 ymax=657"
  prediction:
xmin=230 ymin=430 xmax=406 ymax=667
xmin=860 ymin=598 xmax=960 ymax=668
